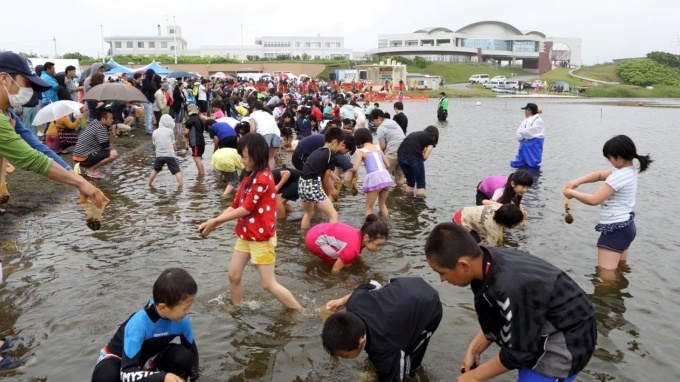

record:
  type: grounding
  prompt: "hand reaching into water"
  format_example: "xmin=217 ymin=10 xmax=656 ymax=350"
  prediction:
xmin=198 ymin=219 xmax=218 ymax=237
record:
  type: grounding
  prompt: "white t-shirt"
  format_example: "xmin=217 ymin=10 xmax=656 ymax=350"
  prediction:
xmin=249 ymin=110 xmax=280 ymax=136
xmin=516 ymin=114 xmax=544 ymax=141
xmin=198 ymin=85 xmax=207 ymax=101
xmin=600 ymin=166 xmax=637 ymax=224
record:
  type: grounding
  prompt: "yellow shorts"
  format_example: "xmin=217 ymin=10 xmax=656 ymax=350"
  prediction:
xmin=234 ymin=237 xmax=277 ymax=265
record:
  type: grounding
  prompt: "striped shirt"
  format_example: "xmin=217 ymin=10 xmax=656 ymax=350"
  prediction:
xmin=600 ymin=166 xmax=637 ymax=224
xmin=73 ymin=121 xmax=109 ymax=157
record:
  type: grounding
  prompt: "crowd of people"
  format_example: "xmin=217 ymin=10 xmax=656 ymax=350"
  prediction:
xmin=0 ymin=51 xmax=654 ymax=382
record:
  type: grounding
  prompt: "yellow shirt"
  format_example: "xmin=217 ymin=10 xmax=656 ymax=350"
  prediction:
xmin=211 ymin=148 xmax=243 ymax=172
xmin=46 ymin=116 xmax=82 ymax=136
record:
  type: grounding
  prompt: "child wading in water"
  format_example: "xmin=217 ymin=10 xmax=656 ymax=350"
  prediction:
xmin=352 ymin=128 xmax=393 ymax=217
xmin=563 ymin=135 xmax=652 ymax=271
xmin=476 ymin=169 xmax=533 ymax=207
xmin=198 ymin=133 xmax=303 ymax=311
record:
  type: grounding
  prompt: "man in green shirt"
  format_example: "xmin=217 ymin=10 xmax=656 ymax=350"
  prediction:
xmin=0 ymin=51 xmax=106 ymax=215
xmin=437 ymin=92 xmax=448 ymax=121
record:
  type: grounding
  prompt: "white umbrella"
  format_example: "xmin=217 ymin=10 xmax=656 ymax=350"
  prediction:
xmin=32 ymin=100 xmax=84 ymax=126
xmin=299 ymin=73 xmax=309 ymax=78
xmin=213 ymin=72 xmax=227 ymax=79
xmin=215 ymin=117 xmax=241 ymax=127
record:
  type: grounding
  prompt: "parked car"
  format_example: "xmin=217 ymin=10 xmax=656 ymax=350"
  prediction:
xmin=518 ymin=80 xmax=532 ymax=89
xmin=504 ymin=80 xmax=519 ymax=90
xmin=468 ymin=74 xmax=489 ymax=84
xmin=483 ymin=80 xmax=505 ymax=89
xmin=490 ymin=76 xmax=506 ymax=82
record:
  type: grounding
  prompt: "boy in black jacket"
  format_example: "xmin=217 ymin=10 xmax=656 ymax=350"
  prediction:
xmin=322 ymin=277 xmax=442 ymax=381
xmin=425 ymin=222 xmax=596 ymax=382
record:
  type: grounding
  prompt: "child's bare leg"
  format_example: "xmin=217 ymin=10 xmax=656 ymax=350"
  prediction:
xmin=147 ymin=170 xmax=158 ymax=186
xmin=192 ymin=156 xmax=205 ymax=177
xmin=301 ymin=201 xmax=315 ymax=229
xmin=364 ymin=190 xmax=379 ymax=217
xmin=174 ymin=172 xmax=183 ymax=187
xmin=276 ymin=194 xmax=287 ymax=219
xmin=316 ymin=199 xmax=338 ymax=223
xmin=598 ymin=248 xmax=623 ymax=270
xmin=268 ymin=147 xmax=277 ymax=171
xmin=222 ymin=184 xmax=235 ymax=198
xmin=257 ymin=264 xmax=302 ymax=310
xmin=228 ymin=250 xmax=251 ymax=305
xmin=405 ymin=186 xmax=414 ymax=195
xmin=415 ymin=188 xmax=426 ymax=198
xmin=378 ymin=187 xmax=389 ymax=217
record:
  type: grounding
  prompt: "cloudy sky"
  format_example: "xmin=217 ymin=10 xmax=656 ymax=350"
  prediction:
xmin=2 ymin=0 xmax=679 ymax=65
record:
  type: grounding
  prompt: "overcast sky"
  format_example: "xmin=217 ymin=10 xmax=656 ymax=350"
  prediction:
xmin=2 ymin=0 xmax=679 ymax=65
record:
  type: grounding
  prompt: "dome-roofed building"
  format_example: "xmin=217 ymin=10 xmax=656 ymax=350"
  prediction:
xmin=370 ymin=21 xmax=581 ymax=73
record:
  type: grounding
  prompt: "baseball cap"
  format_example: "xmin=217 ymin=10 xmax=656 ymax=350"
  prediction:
xmin=521 ymin=103 xmax=538 ymax=113
xmin=0 ymin=51 xmax=51 ymax=91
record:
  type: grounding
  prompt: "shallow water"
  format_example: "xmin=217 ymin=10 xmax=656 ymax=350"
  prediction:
xmin=2 ymin=98 xmax=680 ymax=381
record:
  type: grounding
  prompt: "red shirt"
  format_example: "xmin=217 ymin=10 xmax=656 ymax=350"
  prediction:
xmin=231 ymin=170 xmax=277 ymax=241
xmin=311 ymin=107 xmax=322 ymax=121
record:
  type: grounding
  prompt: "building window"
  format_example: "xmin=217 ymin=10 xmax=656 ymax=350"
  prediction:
xmin=161 ymin=41 xmax=167 ymax=48
xmin=461 ymin=38 xmax=512 ymax=51
xmin=114 ymin=42 xmax=122 ymax=48
xmin=138 ymin=42 xmax=144 ymax=48
xmin=169 ymin=28 xmax=175 ymax=34
xmin=295 ymin=42 xmax=300 ymax=48
xmin=405 ymin=40 xmax=419 ymax=46
xmin=171 ymin=46 xmax=175 ymax=51
xmin=325 ymin=42 xmax=331 ymax=48
xmin=336 ymin=42 xmax=341 ymax=48
xmin=126 ymin=41 xmax=133 ymax=48
xmin=306 ymin=42 xmax=311 ymax=48
xmin=390 ymin=40 xmax=403 ymax=47
xmin=514 ymin=41 xmax=539 ymax=52
xmin=149 ymin=42 xmax=155 ymax=48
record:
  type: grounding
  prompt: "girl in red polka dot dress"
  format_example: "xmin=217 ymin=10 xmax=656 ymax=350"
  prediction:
xmin=198 ymin=133 xmax=303 ymax=311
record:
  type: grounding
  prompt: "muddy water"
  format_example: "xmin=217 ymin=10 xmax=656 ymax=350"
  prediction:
xmin=2 ymin=98 xmax=680 ymax=381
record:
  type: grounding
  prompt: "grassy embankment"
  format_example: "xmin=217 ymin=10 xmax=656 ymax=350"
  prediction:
xmin=537 ymin=64 xmax=680 ymax=98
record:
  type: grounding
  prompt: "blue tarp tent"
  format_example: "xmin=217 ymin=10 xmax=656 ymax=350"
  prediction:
xmin=137 ymin=60 xmax=171 ymax=75
xmin=105 ymin=58 xmax=134 ymax=75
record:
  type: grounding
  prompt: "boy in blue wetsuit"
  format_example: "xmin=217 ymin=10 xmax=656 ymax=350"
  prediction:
xmin=91 ymin=268 xmax=199 ymax=382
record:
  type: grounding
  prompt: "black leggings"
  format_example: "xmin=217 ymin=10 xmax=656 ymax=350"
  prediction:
xmin=91 ymin=344 xmax=193 ymax=382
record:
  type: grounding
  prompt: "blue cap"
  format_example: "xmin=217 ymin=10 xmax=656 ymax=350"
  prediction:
xmin=0 ymin=51 xmax=51 ymax=91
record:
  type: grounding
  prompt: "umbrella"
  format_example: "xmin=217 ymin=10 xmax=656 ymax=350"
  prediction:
xmin=80 ymin=64 xmax=114 ymax=81
xmin=32 ymin=100 xmax=84 ymax=126
xmin=167 ymin=70 xmax=199 ymax=79
xmin=215 ymin=117 xmax=241 ymax=127
xmin=213 ymin=72 xmax=227 ymax=79
xmin=299 ymin=73 xmax=309 ymax=78
xmin=82 ymin=83 xmax=147 ymax=103
xmin=244 ymin=86 xmax=256 ymax=92
xmin=278 ymin=73 xmax=289 ymax=79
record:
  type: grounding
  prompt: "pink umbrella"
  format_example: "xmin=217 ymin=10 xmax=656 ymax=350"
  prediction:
xmin=278 ymin=73 xmax=289 ymax=79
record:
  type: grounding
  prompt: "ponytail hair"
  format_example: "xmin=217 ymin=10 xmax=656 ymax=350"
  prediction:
xmin=498 ymin=170 xmax=533 ymax=206
xmin=603 ymin=135 xmax=653 ymax=173
xmin=360 ymin=214 xmax=389 ymax=241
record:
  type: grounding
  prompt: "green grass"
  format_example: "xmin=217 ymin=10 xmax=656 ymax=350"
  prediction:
xmin=418 ymin=62 xmax=531 ymax=83
xmin=584 ymin=85 xmax=680 ymax=98
xmin=573 ymin=64 xmax=622 ymax=83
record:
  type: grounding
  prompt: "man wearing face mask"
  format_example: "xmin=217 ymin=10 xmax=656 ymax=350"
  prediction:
xmin=0 ymin=51 xmax=106 ymax=216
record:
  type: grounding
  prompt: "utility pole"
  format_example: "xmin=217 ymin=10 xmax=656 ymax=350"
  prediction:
xmin=241 ymin=24 xmax=244 ymax=63
xmin=53 ymin=37 xmax=57 ymax=58
xmin=173 ymin=15 xmax=178 ymax=64
xmin=100 ymin=25 xmax=105 ymax=63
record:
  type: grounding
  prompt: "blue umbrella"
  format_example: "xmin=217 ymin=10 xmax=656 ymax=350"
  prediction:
xmin=167 ymin=70 xmax=198 ymax=79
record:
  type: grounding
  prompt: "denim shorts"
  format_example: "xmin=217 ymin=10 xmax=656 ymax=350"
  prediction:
xmin=397 ymin=153 xmax=426 ymax=189
xmin=597 ymin=220 xmax=636 ymax=253
xmin=263 ymin=133 xmax=281 ymax=148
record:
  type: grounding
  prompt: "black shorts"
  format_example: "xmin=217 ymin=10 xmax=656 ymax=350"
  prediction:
xmin=152 ymin=157 xmax=181 ymax=175
xmin=191 ymin=145 xmax=205 ymax=158
xmin=280 ymin=181 xmax=299 ymax=201
xmin=475 ymin=184 xmax=487 ymax=206
xmin=79 ymin=149 xmax=111 ymax=168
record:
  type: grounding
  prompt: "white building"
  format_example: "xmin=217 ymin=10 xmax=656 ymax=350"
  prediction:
xmin=104 ymin=25 xmax=188 ymax=56
xmin=106 ymin=27 xmax=362 ymax=61
xmin=369 ymin=21 xmax=582 ymax=72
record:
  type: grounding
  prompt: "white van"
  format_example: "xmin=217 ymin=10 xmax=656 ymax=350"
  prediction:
xmin=468 ymin=74 xmax=489 ymax=84
xmin=483 ymin=80 xmax=505 ymax=89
